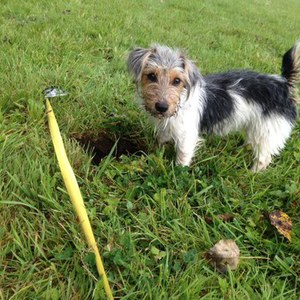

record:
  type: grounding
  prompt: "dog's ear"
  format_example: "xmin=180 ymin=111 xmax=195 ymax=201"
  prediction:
xmin=180 ymin=55 xmax=201 ymax=88
xmin=127 ymin=47 xmax=151 ymax=82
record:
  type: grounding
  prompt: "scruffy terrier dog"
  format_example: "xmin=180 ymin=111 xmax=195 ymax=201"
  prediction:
xmin=127 ymin=42 xmax=300 ymax=171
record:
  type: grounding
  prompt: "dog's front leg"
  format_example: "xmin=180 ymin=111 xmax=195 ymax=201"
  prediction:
xmin=175 ymin=132 xmax=199 ymax=167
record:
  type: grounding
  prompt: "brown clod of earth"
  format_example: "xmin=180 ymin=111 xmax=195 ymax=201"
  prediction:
xmin=205 ymin=239 xmax=240 ymax=273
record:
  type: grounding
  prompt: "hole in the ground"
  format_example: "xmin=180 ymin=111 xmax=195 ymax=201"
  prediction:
xmin=72 ymin=131 xmax=147 ymax=165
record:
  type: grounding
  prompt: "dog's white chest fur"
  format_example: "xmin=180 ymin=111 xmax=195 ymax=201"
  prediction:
xmin=153 ymin=85 xmax=203 ymax=166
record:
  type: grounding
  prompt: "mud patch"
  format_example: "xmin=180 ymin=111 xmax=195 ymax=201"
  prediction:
xmin=72 ymin=132 xmax=147 ymax=165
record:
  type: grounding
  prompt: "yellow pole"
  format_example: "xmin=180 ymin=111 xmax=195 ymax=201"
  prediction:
xmin=46 ymin=99 xmax=114 ymax=300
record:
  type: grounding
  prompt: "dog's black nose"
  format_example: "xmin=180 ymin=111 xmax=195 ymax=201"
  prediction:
xmin=155 ymin=102 xmax=169 ymax=113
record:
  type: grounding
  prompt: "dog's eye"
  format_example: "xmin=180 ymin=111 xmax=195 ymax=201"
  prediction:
xmin=172 ymin=78 xmax=181 ymax=86
xmin=147 ymin=73 xmax=157 ymax=82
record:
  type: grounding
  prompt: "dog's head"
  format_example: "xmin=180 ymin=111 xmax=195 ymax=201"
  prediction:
xmin=127 ymin=45 xmax=200 ymax=118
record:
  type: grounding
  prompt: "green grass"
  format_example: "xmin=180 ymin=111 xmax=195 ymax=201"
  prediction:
xmin=1 ymin=0 xmax=300 ymax=299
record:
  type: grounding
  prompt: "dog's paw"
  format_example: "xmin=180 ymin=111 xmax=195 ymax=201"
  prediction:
xmin=251 ymin=157 xmax=272 ymax=172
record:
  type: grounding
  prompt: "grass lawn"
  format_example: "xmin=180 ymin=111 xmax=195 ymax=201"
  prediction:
xmin=1 ymin=0 xmax=300 ymax=299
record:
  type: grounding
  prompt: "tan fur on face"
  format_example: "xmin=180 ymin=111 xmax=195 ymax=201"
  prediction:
xmin=140 ymin=67 xmax=186 ymax=118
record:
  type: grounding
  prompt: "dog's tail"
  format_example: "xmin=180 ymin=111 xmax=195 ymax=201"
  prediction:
xmin=281 ymin=41 xmax=300 ymax=102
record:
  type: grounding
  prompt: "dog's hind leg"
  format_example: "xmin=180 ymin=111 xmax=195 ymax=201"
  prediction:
xmin=251 ymin=149 xmax=272 ymax=172
xmin=247 ymin=115 xmax=294 ymax=172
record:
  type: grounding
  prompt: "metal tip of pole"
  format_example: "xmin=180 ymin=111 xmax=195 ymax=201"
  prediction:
xmin=43 ymin=86 xmax=68 ymax=98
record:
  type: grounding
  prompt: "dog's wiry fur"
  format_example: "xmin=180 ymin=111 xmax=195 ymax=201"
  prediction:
xmin=127 ymin=42 xmax=300 ymax=171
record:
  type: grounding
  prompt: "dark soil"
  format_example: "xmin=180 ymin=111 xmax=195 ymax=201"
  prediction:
xmin=72 ymin=131 xmax=147 ymax=165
